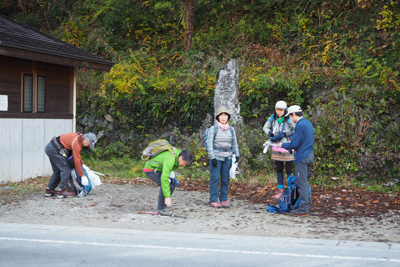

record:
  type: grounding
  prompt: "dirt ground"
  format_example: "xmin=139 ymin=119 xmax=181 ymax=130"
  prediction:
xmin=1 ymin=181 xmax=399 ymax=243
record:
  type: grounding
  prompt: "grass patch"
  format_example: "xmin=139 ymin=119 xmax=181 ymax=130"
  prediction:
xmin=0 ymin=176 xmax=49 ymax=204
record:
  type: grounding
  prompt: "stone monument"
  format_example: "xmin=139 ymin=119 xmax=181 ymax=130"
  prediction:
xmin=214 ymin=59 xmax=243 ymax=127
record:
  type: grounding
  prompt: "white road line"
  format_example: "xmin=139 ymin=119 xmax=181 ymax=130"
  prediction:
xmin=0 ymin=237 xmax=396 ymax=263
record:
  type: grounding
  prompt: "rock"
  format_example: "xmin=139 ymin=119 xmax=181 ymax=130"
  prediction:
xmin=76 ymin=124 xmax=85 ymax=133
xmin=158 ymin=131 xmax=172 ymax=139
xmin=97 ymin=131 xmax=105 ymax=141
xmin=119 ymin=132 xmax=129 ymax=143
xmin=106 ymin=123 xmax=114 ymax=131
xmin=113 ymin=120 xmax=122 ymax=130
xmin=198 ymin=113 xmax=213 ymax=142
xmin=149 ymin=134 xmax=157 ymax=141
xmin=392 ymin=108 xmax=400 ymax=121
xmin=87 ymin=115 xmax=96 ymax=128
xmin=79 ymin=114 xmax=88 ymax=126
xmin=105 ymin=131 xmax=119 ymax=143
xmin=104 ymin=114 xmax=114 ymax=123
xmin=96 ymin=119 xmax=109 ymax=129
xmin=214 ymin=59 xmax=243 ymax=127
xmin=169 ymin=135 xmax=175 ymax=146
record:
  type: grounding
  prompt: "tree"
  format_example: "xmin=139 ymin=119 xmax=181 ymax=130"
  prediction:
xmin=182 ymin=0 xmax=194 ymax=51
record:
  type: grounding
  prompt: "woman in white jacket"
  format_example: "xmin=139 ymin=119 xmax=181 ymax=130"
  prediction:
xmin=263 ymin=101 xmax=295 ymax=199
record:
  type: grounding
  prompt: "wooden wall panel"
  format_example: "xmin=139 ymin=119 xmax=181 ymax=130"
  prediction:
xmin=0 ymin=55 xmax=73 ymax=116
xmin=0 ymin=55 xmax=31 ymax=112
xmin=0 ymin=119 xmax=11 ymax=182
xmin=36 ymin=62 xmax=72 ymax=114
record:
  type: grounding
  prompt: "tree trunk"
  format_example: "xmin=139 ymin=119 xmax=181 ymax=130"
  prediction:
xmin=184 ymin=0 xmax=195 ymax=51
xmin=18 ymin=0 xmax=26 ymax=12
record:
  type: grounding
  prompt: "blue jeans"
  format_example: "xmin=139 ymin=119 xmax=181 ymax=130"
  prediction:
xmin=209 ymin=158 xmax=232 ymax=203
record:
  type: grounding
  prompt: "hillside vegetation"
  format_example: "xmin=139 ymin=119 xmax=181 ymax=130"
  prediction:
xmin=2 ymin=0 xmax=400 ymax=187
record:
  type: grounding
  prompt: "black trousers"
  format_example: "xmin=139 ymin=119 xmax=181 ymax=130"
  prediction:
xmin=275 ymin=160 xmax=293 ymax=176
xmin=144 ymin=171 xmax=175 ymax=210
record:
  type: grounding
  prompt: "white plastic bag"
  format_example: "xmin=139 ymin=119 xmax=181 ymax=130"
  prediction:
xmin=82 ymin=165 xmax=102 ymax=188
xmin=229 ymin=155 xmax=238 ymax=180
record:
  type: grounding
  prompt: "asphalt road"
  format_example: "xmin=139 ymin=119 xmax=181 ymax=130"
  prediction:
xmin=0 ymin=223 xmax=399 ymax=266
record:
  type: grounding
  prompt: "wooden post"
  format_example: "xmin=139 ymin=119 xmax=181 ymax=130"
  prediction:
xmin=72 ymin=67 xmax=76 ymax=132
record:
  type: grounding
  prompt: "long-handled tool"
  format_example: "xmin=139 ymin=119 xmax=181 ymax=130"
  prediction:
xmin=237 ymin=165 xmax=244 ymax=180
xmin=138 ymin=211 xmax=186 ymax=219
xmin=138 ymin=211 xmax=159 ymax=215
xmin=91 ymin=171 xmax=105 ymax=176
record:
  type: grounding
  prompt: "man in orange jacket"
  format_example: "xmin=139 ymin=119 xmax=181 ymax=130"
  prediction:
xmin=44 ymin=132 xmax=97 ymax=198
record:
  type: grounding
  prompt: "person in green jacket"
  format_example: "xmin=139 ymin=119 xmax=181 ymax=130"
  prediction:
xmin=143 ymin=149 xmax=194 ymax=215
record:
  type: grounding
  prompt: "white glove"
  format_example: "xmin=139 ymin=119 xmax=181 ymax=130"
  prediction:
xmin=169 ymin=171 xmax=175 ymax=179
xmin=81 ymin=176 xmax=89 ymax=186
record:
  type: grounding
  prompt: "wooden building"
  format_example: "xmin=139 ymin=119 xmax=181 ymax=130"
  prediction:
xmin=0 ymin=14 xmax=114 ymax=183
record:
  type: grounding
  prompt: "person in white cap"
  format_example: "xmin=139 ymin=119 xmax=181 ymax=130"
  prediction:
xmin=278 ymin=105 xmax=314 ymax=216
xmin=262 ymin=100 xmax=295 ymax=199
xmin=44 ymin=132 xmax=97 ymax=198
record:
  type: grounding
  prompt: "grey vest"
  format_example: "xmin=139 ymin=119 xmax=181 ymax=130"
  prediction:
xmin=214 ymin=128 xmax=233 ymax=158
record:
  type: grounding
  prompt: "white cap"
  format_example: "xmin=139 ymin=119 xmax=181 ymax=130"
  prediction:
xmin=286 ymin=105 xmax=302 ymax=117
xmin=275 ymin=100 xmax=287 ymax=110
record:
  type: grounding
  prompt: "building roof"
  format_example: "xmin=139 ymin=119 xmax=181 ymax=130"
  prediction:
xmin=0 ymin=14 xmax=114 ymax=71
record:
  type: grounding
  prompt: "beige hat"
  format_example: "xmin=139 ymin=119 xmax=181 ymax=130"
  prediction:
xmin=215 ymin=106 xmax=231 ymax=121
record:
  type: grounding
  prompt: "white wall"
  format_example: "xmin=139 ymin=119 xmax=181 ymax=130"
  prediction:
xmin=0 ymin=118 xmax=73 ymax=183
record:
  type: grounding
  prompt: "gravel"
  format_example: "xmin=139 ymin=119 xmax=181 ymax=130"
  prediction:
xmin=1 ymin=182 xmax=399 ymax=243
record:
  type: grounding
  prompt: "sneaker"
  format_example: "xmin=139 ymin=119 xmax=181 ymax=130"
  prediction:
xmin=57 ymin=188 xmax=76 ymax=199
xmin=158 ymin=208 xmax=173 ymax=216
xmin=221 ymin=201 xmax=229 ymax=208
xmin=45 ymin=187 xmax=57 ymax=197
xmin=210 ymin=201 xmax=222 ymax=208
xmin=290 ymin=209 xmax=309 ymax=216
xmin=273 ymin=189 xmax=284 ymax=199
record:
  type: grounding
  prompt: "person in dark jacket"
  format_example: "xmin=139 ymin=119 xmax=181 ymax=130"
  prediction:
xmin=44 ymin=132 xmax=97 ymax=199
xmin=279 ymin=105 xmax=314 ymax=216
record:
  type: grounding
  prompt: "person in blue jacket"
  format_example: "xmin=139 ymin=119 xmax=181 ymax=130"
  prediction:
xmin=278 ymin=105 xmax=314 ymax=216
